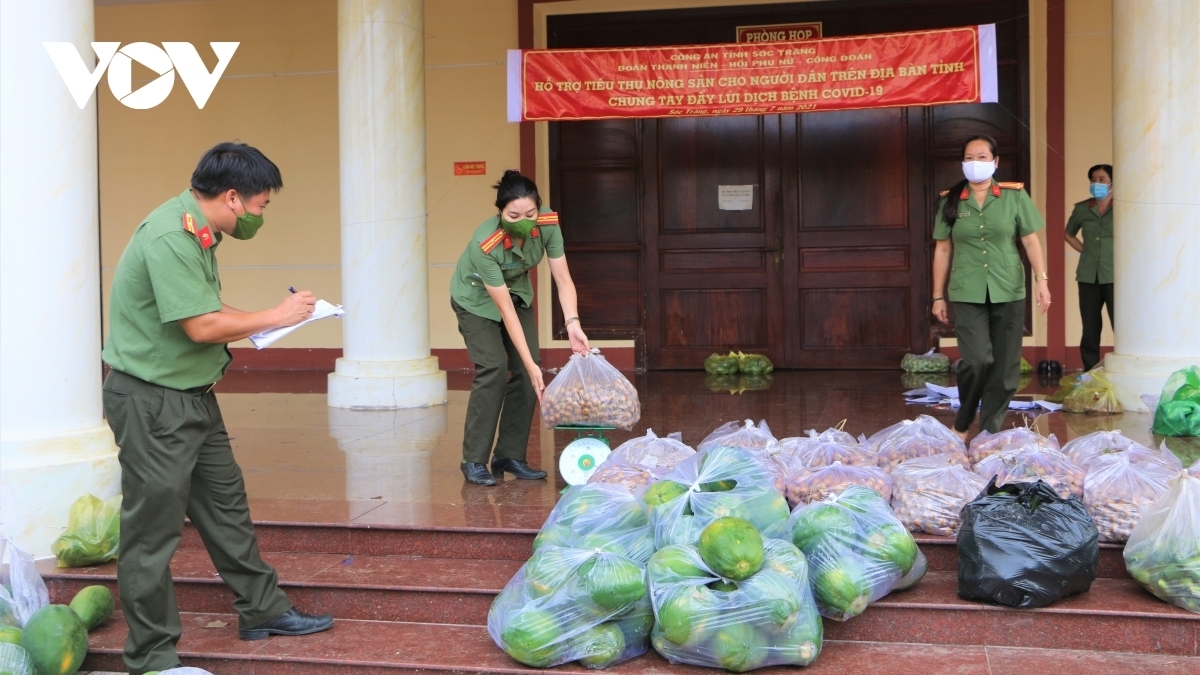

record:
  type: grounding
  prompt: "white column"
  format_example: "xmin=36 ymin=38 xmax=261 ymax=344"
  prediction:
xmin=0 ymin=0 xmax=120 ymax=557
xmin=329 ymin=0 xmax=447 ymax=409
xmin=1105 ymin=0 xmax=1200 ymax=410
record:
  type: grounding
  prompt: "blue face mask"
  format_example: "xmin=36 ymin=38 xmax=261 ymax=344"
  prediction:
xmin=1089 ymin=183 xmax=1110 ymax=199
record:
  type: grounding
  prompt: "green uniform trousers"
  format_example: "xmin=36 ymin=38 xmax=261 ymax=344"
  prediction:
xmin=952 ymin=296 xmax=1026 ymax=434
xmin=453 ymin=298 xmax=540 ymax=465
xmin=1078 ymin=282 xmax=1114 ymax=372
xmin=102 ymin=369 xmax=291 ymax=675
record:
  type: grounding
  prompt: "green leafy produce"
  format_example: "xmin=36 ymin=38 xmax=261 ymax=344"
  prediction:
xmin=0 ymin=626 xmax=21 ymax=645
xmin=1020 ymin=357 xmax=1033 ymax=374
xmin=705 ymin=353 xmax=740 ymax=376
xmin=709 ymin=623 xmax=768 ymax=672
xmin=740 ymin=373 xmax=774 ymax=391
xmin=68 ymin=585 xmax=113 ymax=631
xmin=901 ymin=351 xmax=950 ymax=373
xmin=51 ymin=494 xmax=121 ymax=568
xmin=1153 ymin=367 xmax=1200 ymax=437
xmin=0 ymin=643 xmax=35 ymax=675
xmin=577 ymin=622 xmax=626 ymax=669
xmin=699 ymin=517 xmax=764 ymax=581
xmin=736 ymin=352 xmax=774 ymax=376
xmin=19 ymin=605 xmax=88 ymax=675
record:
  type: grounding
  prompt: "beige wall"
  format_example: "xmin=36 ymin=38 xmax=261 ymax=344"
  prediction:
xmin=95 ymin=0 xmax=1108 ymax=355
xmin=1063 ymin=0 xmax=1114 ymax=349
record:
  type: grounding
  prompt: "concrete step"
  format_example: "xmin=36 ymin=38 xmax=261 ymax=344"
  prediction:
xmin=80 ymin=611 xmax=1200 ymax=675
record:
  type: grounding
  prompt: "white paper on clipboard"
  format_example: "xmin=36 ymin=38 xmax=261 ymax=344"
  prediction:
xmin=249 ymin=299 xmax=344 ymax=349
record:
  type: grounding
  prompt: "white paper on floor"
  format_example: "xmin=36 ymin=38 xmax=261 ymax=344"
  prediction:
xmin=904 ymin=385 xmax=1062 ymax=412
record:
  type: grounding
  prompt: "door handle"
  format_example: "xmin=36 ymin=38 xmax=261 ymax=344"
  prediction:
xmin=763 ymin=237 xmax=782 ymax=273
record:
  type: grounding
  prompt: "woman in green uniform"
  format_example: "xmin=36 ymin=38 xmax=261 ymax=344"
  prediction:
xmin=1065 ymin=164 xmax=1114 ymax=372
xmin=932 ymin=135 xmax=1051 ymax=441
xmin=450 ymin=170 xmax=590 ymax=485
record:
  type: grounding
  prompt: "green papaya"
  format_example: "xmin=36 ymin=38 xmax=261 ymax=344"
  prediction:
xmin=523 ymin=547 xmax=577 ymax=599
xmin=69 ymin=585 xmax=114 ymax=631
xmin=656 ymin=585 xmax=717 ymax=646
xmin=867 ymin=524 xmax=918 ymax=575
xmin=642 ymin=480 xmax=689 ymax=508
xmin=647 ymin=545 xmax=708 ymax=582
xmin=0 ymin=626 xmax=21 ymax=645
xmin=500 ymin=608 xmax=562 ymax=667
xmin=812 ymin=556 xmax=872 ymax=618
xmin=698 ymin=517 xmax=764 ymax=581
xmin=533 ymin=523 xmax=574 ymax=552
xmin=19 ymin=605 xmax=88 ymax=675
xmin=578 ymin=556 xmax=646 ymax=613
xmin=707 ymin=579 xmax=739 ymax=592
xmin=708 ymin=623 xmax=768 ymax=672
xmin=791 ymin=503 xmax=855 ymax=552
xmin=577 ymin=622 xmax=626 ymax=669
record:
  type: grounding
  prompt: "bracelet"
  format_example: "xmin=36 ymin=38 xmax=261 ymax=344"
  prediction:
xmin=1035 ymin=272 xmax=1049 ymax=281
xmin=932 ymin=297 xmax=945 ymax=302
xmin=565 ymin=316 xmax=580 ymax=327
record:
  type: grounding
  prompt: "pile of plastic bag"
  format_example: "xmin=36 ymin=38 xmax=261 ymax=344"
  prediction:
xmin=967 ymin=426 xmax=1061 ymax=466
xmin=703 ymin=352 xmax=774 ymax=376
xmin=868 ymin=415 xmax=969 ymax=473
xmin=588 ymin=430 xmax=695 ymax=491
xmin=697 ymin=420 xmax=785 ymax=494
xmin=780 ymin=461 xmax=893 ymax=510
xmin=642 ymin=446 xmax=790 ymax=549
xmin=1062 ymin=430 xmax=1182 ymax=472
xmin=1123 ymin=471 xmax=1200 ymax=614
xmin=958 ymin=478 xmax=1098 ymax=608
xmin=541 ymin=349 xmax=640 ymax=430
xmin=1063 ymin=370 xmax=1123 ymax=414
xmin=51 ymin=494 xmax=121 ymax=568
xmin=777 ymin=428 xmax=874 ymax=469
xmin=973 ymin=448 xmax=1085 ymax=499
xmin=1152 ymin=366 xmax=1200 ymax=437
xmin=1083 ymin=454 xmax=1175 ymax=543
xmin=490 ymin=484 xmax=655 ymax=668
xmin=900 ymin=350 xmax=950 ymax=373
xmin=775 ymin=486 xmax=922 ymax=620
xmin=647 ymin=520 xmax=821 ymax=672
xmin=0 ymin=537 xmax=49 ymax=628
xmin=890 ymin=454 xmax=987 ymax=536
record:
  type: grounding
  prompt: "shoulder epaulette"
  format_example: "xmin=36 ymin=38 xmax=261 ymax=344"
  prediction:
xmin=480 ymin=229 xmax=506 ymax=254
xmin=998 ymin=182 xmax=1024 ymax=190
xmin=182 ymin=213 xmax=214 ymax=249
xmin=536 ymin=211 xmax=560 ymax=226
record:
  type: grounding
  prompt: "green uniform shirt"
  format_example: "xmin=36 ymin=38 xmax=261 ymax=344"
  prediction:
xmin=449 ymin=207 xmax=564 ymax=322
xmin=933 ymin=181 xmax=1046 ymax=303
xmin=102 ymin=189 xmax=231 ymax=389
xmin=1065 ymin=198 xmax=1114 ymax=284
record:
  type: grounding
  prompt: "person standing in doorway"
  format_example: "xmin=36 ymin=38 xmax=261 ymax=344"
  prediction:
xmin=1065 ymin=164 xmax=1114 ymax=372
xmin=102 ymin=142 xmax=333 ymax=674
xmin=931 ymin=135 xmax=1051 ymax=441
xmin=450 ymin=170 xmax=590 ymax=485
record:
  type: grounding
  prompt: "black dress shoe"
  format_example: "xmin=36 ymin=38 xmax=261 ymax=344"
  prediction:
xmin=491 ymin=457 xmax=548 ymax=480
xmin=462 ymin=462 xmax=497 ymax=486
xmin=1037 ymin=359 xmax=1050 ymax=373
xmin=1049 ymin=360 xmax=1063 ymax=373
xmin=240 ymin=607 xmax=333 ymax=641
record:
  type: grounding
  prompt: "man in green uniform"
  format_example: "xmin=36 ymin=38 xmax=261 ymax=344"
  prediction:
xmin=102 ymin=143 xmax=333 ymax=674
xmin=932 ymin=136 xmax=1050 ymax=438
xmin=1065 ymin=164 xmax=1114 ymax=371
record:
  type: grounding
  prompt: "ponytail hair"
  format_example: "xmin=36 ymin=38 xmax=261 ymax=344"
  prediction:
xmin=940 ymin=134 xmax=999 ymax=228
xmin=493 ymin=169 xmax=542 ymax=211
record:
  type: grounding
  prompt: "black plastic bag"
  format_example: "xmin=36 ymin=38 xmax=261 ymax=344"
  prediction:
xmin=957 ymin=478 xmax=1098 ymax=609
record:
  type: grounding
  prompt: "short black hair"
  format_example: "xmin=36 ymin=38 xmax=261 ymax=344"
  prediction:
xmin=1088 ymin=164 xmax=1113 ymax=181
xmin=191 ymin=142 xmax=283 ymax=198
xmin=493 ymin=169 xmax=541 ymax=210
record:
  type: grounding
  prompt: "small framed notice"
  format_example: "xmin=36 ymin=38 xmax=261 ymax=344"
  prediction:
xmin=718 ymin=185 xmax=755 ymax=211
xmin=454 ymin=161 xmax=487 ymax=176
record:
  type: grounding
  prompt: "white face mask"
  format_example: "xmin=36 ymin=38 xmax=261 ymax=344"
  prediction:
xmin=962 ymin=160 xmax=997 ymax=183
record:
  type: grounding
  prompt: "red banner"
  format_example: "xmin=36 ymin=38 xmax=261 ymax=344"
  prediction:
xmin=507 ymin=25 xmax=997 ymax=122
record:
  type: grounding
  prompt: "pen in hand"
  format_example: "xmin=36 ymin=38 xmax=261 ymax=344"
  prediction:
xmin=289 ymin=286 xmax=296 ymax=294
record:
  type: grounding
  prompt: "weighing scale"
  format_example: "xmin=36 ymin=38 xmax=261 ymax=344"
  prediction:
xmin=556 ymin=424 xmax=616 ymax=485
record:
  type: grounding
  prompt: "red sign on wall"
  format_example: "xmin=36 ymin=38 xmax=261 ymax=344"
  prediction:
xmin=507 ymin=25 xmax=997 ymax=122
xmin=454 ymin=161 xmax=487 ymax=176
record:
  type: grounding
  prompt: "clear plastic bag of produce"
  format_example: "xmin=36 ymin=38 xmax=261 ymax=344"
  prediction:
xmin=868 ymin=415 xmax=969 ymax=473
xmin=534 ymin=484 xmax=655 ymax=563
xmin=774 ymin=486 xmax=919 ymax=620
xmin=489 ymin=546 xmax=653 ymax=668
xmin=736 ymin=352 xmax=775 ymax=376
xmin=1062 ymin=430 xmax=1182 ymax=472
xmin=648 ymin=535 xmax=822 ymax=671
xmin=50 ymin=493 xmax=121 ymax=568
xmin=973 ymin=448 xmax=1085 ymax=499
xmin=705 ymin=352 xmax=740 ymax=376
xmin=1046 ymin=373 xmax=1080 ymax=404
xmin=541 ymin=349 xmax=640 ymax=430
xmin=0 ymin=644 xmax=35 ymax=675
xmin=1123 ymin=471 xmax=1200 ymax=614
xmin=776 ymin=430 xmax=875 ymax=471
xmin=492 ymin=484 xmax=656 ymax=668
xmin=697 ymin=420 xmax=785 ymax=493
xmin=782 ymin=461 xmax=893 ymax=509
xmin=588 ymin=429 xmax=696 ymax=491
xmin=1063 ymin=370 xmax=1123 ymax=414
xmin=0 ymin=537 xmax=48 ymax=628
xmin=900 ymin=349 xmax=950 ymax=373
xmin=967 ymin=425 xmax=1061 ymax=465
xmin=890 ymin=454 xmax=987 ymax=536
xmin=1152 ymin=366 xmax=1200 ymax=437
xmin=958 ymin=478 xmax=1098 ymax=608
xmin=643 ymin=446 xmax=790 ymax=549
xmin=1083 ymin=455 xmax=1175 ymax=543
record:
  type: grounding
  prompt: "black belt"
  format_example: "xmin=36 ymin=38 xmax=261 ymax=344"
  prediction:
xmin=181 ymin=382 xmax=217 ymax=394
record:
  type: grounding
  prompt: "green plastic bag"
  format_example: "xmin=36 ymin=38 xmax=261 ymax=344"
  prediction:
xmin=1019 ymin=357 xmax=1033 ymax=374
xmin=736 ymin=351 xmax=774 ymax=375
xmin=1064 ymin=370 xmax=1123 ymax=414
xmin=1153 ymin=366 xmax=1200 ymax=437
xmin=900 ymin=349 xmax=950 ymax=373
xmin=704 ymin=352 xmax=739 ymax=376
xmin=51 ymin=494 xmax=121 ymax=568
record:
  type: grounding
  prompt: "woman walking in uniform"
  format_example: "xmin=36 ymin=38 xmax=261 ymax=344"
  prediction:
xmin=931 ymin=135 xmax=1052 ymax=441
xmin=450 ymin=170 xmax=590 ymax=485
xmin=1065 ymin=164 xmax=1114 ymax=372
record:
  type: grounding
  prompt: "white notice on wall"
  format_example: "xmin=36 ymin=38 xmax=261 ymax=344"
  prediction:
xmin=718 ymin=185 xmax=754 ymax=210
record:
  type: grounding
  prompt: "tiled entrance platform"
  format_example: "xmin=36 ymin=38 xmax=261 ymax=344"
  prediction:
xmin=48 ymin=371 xmax=1199 ymax=673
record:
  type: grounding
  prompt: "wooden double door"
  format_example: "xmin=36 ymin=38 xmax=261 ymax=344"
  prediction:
xmin=546 ymin=0 xmax=1030 ymax=370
